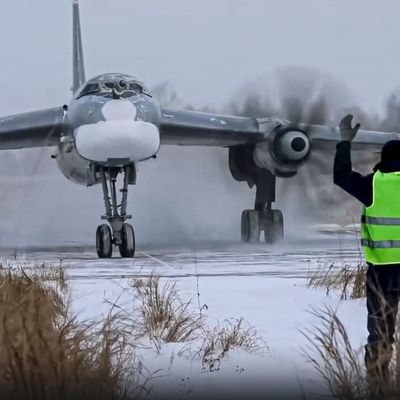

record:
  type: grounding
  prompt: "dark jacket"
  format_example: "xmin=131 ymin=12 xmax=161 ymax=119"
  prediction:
xmin=333 ymin=141 xmax=400 ymax=207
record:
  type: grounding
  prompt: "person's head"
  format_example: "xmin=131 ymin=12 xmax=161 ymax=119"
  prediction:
xmin=374 ymin=140 xmax=400 ymax=171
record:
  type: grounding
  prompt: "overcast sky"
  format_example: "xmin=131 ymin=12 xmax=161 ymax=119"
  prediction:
xmin=0 ymin=0 xmax=399 ymax=115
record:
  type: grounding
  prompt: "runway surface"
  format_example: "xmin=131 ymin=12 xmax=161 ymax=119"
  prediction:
xmin=1 ymin=230 xmax=362 ymax=281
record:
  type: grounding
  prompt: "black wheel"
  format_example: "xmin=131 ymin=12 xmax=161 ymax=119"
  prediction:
xmin=119 ymin=223 xmax=135 ymax=258
xmin=241 ymin=210 xmax=260 ymax=243
xmin=96 ymin=224 xmax=113 ymax=258
xmin=264 ymin=210 xmax=284 ymax=244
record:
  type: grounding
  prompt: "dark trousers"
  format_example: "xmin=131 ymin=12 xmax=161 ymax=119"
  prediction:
xmin=365 ymin=263 xmax=400 ymax=378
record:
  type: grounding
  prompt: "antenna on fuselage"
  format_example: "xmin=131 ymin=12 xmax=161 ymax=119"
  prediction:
xmin=72 ymin=0 xmax=86 ymax=93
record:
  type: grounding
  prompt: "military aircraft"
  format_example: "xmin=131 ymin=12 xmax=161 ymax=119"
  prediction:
xmin=0 ymin=0 xmax=397 ymax=258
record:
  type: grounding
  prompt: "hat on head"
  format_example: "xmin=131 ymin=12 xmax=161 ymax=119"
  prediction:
xmin=381 ymin=140 xmax=400 ymax=162
xmin=374 ymin=140 xmax=400 ymax=172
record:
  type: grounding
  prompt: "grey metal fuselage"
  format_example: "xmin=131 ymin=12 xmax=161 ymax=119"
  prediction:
xmin=56 ymin=73 xmax=161 ymax=185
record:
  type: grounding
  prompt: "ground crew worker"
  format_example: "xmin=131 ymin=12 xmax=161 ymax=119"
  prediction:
xmin=334 ymin=114 xmax=400 ymax=381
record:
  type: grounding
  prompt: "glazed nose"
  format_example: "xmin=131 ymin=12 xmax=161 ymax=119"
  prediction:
xmin=74 ymin=99 xmax=160 ymax=163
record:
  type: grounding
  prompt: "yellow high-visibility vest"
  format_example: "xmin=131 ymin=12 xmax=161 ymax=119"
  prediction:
xmin=361 ymin=171 xmax=400 ymax=265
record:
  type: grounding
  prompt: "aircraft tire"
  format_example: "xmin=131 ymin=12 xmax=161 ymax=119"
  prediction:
xmin=119 ymin=223 xmax=135 ymax=258
xmin=264 ymin=210 xmax=284 ymax=244
xmin=96 ymin=224 xmax=113 ymax=258
xmin=241 ymin=210 xmax=260 ymax=243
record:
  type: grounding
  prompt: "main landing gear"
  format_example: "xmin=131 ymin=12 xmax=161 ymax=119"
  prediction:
xmin=241 ymin=169 xmax=284 ymax=244
xmin=96 ymin=166 xmax=136 ymax=258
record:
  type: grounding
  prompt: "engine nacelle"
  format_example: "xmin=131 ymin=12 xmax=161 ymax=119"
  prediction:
xmin=253 ymin=127 xmax=311 ymax=177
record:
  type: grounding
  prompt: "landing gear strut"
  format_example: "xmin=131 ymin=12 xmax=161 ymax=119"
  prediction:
xmin=241 ymin=170 xmax=284 ymax=244
xmin=96 ymin=166 xmax=136 ymax=258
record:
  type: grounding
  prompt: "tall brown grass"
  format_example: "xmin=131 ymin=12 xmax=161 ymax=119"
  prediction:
xmin=303 ymin=306 xmax=400 ymax=400
xmin=308 ymin=261 xmax=367 ymax=299
xmin=0 ymin=264 xmax=145 ymax=400
xmin=302 ymin=307 xmax=366 ymax=399
xmin=132 ymin=274 xmax=204 ymax=344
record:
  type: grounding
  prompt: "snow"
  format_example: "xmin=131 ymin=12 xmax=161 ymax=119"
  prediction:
xmin=130 ymin=275 xmax=365 ymax=399
xmin=3 ymin=233 xmax=368 ymax=399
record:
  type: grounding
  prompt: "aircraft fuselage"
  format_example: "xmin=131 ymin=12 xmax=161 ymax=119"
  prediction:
xmin=56 ymin=73 xmax=161 ymax=185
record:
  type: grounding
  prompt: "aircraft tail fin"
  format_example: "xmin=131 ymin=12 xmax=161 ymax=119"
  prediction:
xmin=72 ymin=0 xmax=86 ymax=92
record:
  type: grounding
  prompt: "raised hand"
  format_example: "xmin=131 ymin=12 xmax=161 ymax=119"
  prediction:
xmin=339 ymin=114 xmax=361 ymax=142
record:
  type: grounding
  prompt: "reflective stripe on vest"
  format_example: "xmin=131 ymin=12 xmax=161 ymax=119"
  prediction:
xmin=361 ymin=239 xmax=400 ymax=249
xmin=361 ymin=216 xmax=400 ymax=225
xmin=361 ymin=171 xmax=400 ymax=265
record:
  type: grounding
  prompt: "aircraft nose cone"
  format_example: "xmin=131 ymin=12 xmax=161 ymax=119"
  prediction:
xmin=74 ymin=99 xmax=160 ymax=163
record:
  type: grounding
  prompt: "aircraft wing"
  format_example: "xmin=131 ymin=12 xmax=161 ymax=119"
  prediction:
xmin=0 ymin=107 xmax=64 ymax=150
xmin=308 ymin=124 xmax=400 ymax=151
xmin=159 ymin=107 xmax=264 ymax=146
xmin=160 ymin=107 xmax=400 ymax=151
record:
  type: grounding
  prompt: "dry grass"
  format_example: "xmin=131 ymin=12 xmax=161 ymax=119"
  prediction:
xmin=308 ymin=261 xmax=367 ymax=300
xmin=132 ymin=274 xmax=267 ymax=372
xmin=302 ymin=307 xmax=366 ymax=399
xmin=132 ymin=274 xmax=204 ymax=344
xmin=0 ymin=260 xmax=68 ymax=288
xmin=0 ymin=264 xmax=267 ymax=398
xmin=0 ymin=265 xmax=146 ymax=400
xmin=196 ymin=318 xmax=266 ymax=370
xmin=303 ymin=306 xmax=400 ymax=400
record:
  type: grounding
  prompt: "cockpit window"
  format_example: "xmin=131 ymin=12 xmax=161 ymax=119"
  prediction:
xmin=78 ymin=82 xmax=101 ymax=98
xmin=77 ymin=80 xmax=152 ymax=99
xmin=104 ymin=82 xmax=114 ymax=90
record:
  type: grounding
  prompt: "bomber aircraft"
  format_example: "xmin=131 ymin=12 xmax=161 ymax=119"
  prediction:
xmin=0 ymin=1 xmax=397 ymax=258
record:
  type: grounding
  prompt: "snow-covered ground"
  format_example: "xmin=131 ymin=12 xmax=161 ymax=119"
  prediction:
xmin=1 ymin=232 xmax=367 ymax=399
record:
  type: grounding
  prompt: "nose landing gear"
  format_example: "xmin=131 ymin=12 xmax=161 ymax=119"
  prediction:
xmin=96 ymin=165 xmax=136 ymax=258
xmin=96 ymin=224 xmax=112 ymax=258
xmin=241 ymin=170 xmax=284 ymax=244
xmin=119 ymin=223 xmax=135 ymax=258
